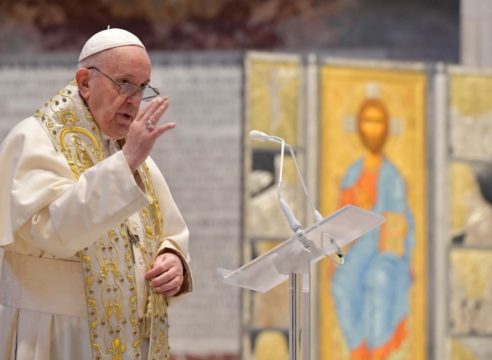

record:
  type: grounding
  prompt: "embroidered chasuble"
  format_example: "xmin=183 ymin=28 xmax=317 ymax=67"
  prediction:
xmin=31 ymin=81 xmax=170 ymax=360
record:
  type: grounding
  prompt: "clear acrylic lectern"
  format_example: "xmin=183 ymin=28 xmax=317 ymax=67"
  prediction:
xmin=217 ymin=204 xmax=384 ymax=359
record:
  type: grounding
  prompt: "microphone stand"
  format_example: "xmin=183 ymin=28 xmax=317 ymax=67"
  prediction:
xmin=250 ymin=130 xmax=343 ymax=360
xmin=276 ymin=135 xmax=309 ymax=360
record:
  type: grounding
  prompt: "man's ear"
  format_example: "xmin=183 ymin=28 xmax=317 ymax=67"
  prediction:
xmin=76 ymin=68 xmax=90 ymax=99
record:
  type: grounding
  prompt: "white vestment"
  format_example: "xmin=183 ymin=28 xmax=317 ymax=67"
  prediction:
xmin=0 ymin=90 xmax=192 ymax=359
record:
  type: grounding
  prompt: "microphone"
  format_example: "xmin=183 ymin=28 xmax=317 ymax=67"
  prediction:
xmin=249 ymin=130 xmax=344 ymax=263
xmin=249 ymin=130 xmax=323 ymax=224
xmin=249 ymin=130 xmax=270 ymax=142
xmin=249 ymin=130 xmax=302 ymax=233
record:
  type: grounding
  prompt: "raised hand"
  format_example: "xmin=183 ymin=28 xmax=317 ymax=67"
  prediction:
xmin=122 ymin=96 xmax=175 ymax=173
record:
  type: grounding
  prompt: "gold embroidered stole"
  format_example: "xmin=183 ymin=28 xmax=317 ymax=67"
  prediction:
xmin=34 ymin=81 xmax=169 ymax=360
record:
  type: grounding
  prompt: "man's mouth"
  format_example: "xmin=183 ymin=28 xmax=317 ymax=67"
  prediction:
xmin=118 ymin=112 xmax=134 ymax=121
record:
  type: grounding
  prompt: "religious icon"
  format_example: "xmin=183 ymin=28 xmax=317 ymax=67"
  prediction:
xmin=330 ymin=93 xmax=415 ymax=359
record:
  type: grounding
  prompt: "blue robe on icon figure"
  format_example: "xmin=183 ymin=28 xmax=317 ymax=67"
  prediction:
xmin=331 ymin=99 xmax=415 ymax=359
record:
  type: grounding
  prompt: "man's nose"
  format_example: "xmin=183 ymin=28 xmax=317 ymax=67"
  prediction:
xmin=126 ymin=91 xmax=141 ymax=106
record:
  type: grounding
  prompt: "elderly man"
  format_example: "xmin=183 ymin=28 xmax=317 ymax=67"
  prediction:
xmin=0 ymin=28 xmax=192 ymax=360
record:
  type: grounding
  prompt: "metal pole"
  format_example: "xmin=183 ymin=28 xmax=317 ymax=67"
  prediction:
xmin=289 ymin=273 xmax=300 ymax=360
xmin=302 ymin=270 xmax=311 ymax=360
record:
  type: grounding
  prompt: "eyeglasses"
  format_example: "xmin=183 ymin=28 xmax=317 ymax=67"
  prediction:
xmin=88 ymin=66 xmax=160 ymax=101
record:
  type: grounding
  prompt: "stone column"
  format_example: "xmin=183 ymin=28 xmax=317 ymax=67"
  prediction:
xmin=461 ymin=0 xmax=492 ymax=67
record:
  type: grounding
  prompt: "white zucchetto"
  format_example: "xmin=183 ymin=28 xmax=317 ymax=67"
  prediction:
xmin=78 ymin=27 xmax=145 ymax=62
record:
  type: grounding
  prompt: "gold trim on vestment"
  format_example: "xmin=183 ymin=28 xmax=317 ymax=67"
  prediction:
xmin=34 ymin=81 xmax=169 ymax=360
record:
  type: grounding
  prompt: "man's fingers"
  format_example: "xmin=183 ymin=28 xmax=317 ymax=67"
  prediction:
xmin=145 ymin=252 xmax=184 ymax=297
xmin=149 ymin=269 xmax=173 ymax=287
xmin=136 ymin=96 xmax=167 ymax=125
xmin=154 ymin=122 xmax=176 ymax=136
xmin=148 ymin=99 xmax=169 ymax=127
xmin=154 ymin=274 xmax=178 ymax=290
xmin=153 ymin=275 xmax=183 ymax=296
xmin=156 ymin=285 xmax=180 ymax=297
